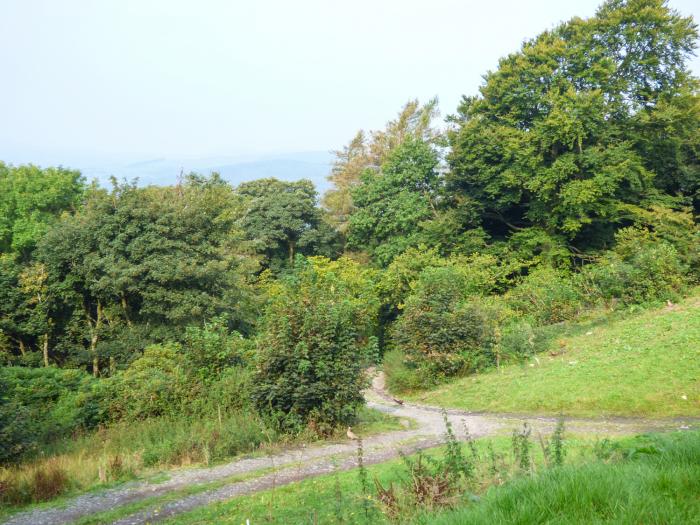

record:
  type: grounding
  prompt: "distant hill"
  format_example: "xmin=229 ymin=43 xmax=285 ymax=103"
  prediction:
xmin=80 ymin=151 xmax=334 ymax=194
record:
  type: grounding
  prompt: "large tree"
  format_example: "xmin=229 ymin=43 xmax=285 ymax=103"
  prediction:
xmin=0 ymin=163 xmax=85 ymax=258
xmin=236 ymin=178 xmax=339 ymax=269
xmin=447 ymin=0 xmax=699 ymax=251
xmin=35 ymin=175 xmax=257 ymax=372
xmin=347 ymin=138 xmax=441 ymax=266
xmin=323 ymin=99 xmax=441 ymax=233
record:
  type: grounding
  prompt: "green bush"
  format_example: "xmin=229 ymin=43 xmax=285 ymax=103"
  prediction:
xmin=0 ymin=367 xmax=105 ymax=463
xmin=186 ymin=365 xmax=254 ymax=416
xmin=107 ymin=344 xmax=189 ymax=421
xmin=252 ymin=259 xmax=376 ymax=434
xmin=579 ymin=228 xmax=688 ymax=305
xmin=505 ymin=267 xmax=582 ymax=325
xmin=183 ymin=317 xmax=251 ymax=382
xmin=382 ymin=348 xmax=427 ymax=392
xmin=392 ymin=267 xmax=496 ymax=383
xmin=499 ymin=321 xmax=536 ymax=362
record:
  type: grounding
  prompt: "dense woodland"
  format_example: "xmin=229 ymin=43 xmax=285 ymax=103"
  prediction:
xmin=1 ymin=0 xmax=699 ymax=478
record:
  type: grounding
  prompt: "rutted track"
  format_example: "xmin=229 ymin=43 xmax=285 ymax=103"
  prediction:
xmin=3 ymin=371 xmax=695 ymax=525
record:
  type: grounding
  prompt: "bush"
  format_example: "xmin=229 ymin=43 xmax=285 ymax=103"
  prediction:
xmin=499 ymin=321 xmax=536 ymax=362
xmin=183 ymin=317 xmax=251 ymax=382
xmin=382 ymin=348 xmax=427 ymax=392
xmin=107 ymin=344 xmax=188 ymax=421
xmin=392 ymin=267 xmax=497 ymax=383
xmin=505 ymin=267 xmax=582 ymax=325
xmin=252 ymin=259 xmax=377 ymax=434
xmin=579 ymin=228 xmax=688 ymax=306
xmin=186 ymin=365 xmax=254 ymax=416
xmin=0 ymin=367 xmax=105 ymax=464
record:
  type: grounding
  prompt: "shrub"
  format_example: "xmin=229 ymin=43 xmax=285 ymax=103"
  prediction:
xmin=579 ymin=228 xmax=688 ymax=305
xmin=107 ymin=344 xmax=188 ymax=421
xmin=186 ymin=365 xmax=254 ymax=416
xmin=0 ymin=367 xmax=105 ymax=464
xmin=499 ymin=321 xmax=536 ymax=362
xmin=392 ymin=267 xmax=497 ymax=383
xmin=252 ymin=259 xmax=377 ymax=434
xmin=183 ymin=317 xmax=251 ymax=382
xmin=382 ymin=348 xmax=427 ymax=392
xmin=505 ymin=267 xmax=582 ymax=325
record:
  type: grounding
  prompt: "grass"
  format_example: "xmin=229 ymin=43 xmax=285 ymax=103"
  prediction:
xmin=399 ymin=292 xmax=700 ymax=418
xmin=422 ymin=431 xmax=700 ymax=524
xmin=159 ymin=430 xmax=700 ymax=525
xmin=0 ymin=406 xmax=402 ymax=515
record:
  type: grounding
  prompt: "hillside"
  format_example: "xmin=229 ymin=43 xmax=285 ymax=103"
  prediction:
xmin=404 ymin=293 xmax=700 ymax=418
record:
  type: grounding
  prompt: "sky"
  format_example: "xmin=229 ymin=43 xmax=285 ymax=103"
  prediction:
xmin=1 ymin=0 xmax=699 ymax=170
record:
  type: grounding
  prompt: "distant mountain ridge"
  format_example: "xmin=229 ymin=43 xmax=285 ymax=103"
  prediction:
xmin=80 ymin=151 xmax=334 ymax=194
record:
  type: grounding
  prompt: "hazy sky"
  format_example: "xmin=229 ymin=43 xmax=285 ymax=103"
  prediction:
xmin=1 ymin=0 xmax=699 ymax=165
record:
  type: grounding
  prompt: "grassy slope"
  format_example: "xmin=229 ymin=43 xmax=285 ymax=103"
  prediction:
xmin=161 ymin=432 xmax=700 ymax=525
xmin=404 ymin=293 xmax=700 ymax=418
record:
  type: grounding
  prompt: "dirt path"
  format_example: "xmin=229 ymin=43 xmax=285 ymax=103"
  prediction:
xmin=3 ymin=372 xmax=695 ymax=525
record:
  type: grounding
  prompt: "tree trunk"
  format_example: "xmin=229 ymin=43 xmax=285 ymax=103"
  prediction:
xmin=18 ymin=338 xmax=26 ymax=357
xmin=288 ymin=240 xmax=296 ymax=264
xmin=120 ymin=294 xmax=132 ymax=326
xmin=90 ymin=301 xmax=104 ymax=377
xmin=43 ymin=334 xmax=49 ymax=367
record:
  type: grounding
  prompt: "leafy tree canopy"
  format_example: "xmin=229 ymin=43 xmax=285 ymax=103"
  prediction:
xmin=0 ymin=163 xmax=85 ymax=257
xmin=236 ymin=178 xmax=339 ymax=270
xmin=347 ymin=138 xmax=442 ymax=266
xmin=447 ymin=0 xmax=699 ymax=250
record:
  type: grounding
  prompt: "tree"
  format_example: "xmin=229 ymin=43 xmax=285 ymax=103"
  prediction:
xmin=0 ymin=255 xmax=34 ymax=360
xmin=323 ymin=99 xmax=441 ymax=233
xmin=236 ymin=178 xmax=339 ymax=269
xmin=252 ymin=259 xmax=377 ymax=433
xmin=347 ymin=138 xmax=441 ymax=266
xmin=447 ymin=0 xmax=699 ymax=251
xmin=0 ymin=163 xmax=85 ymax=258
xmin=36 ymin=175 xmax=257 ymax=372
xmin=321 ymin=131 xmax=369 ymax=233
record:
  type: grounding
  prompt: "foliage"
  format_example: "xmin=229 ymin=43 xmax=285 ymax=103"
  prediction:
xmin=505 ymin=267 xmax=583 ymax=325
xmin=25 ymin=175 xmax=257 ymax=371
xmin=182 ymin=317 xmax=250 ymax=382
xmin=252 ymin=259 xmax=376 ymax=434
xmin=579 ymin=227 xmax=688 ymax=305
xmin=447 ymin=0 xmax=699 ymax=250
xmin=347 ymin=138 xmax=442 ymax=266
xmin=498 ymin=321 xmax=536 ymax=362
xmin=323 ymin=99 xmax=441 ymax=233
xmin=392 ymin=267 xmax=497 ymax=382
xmin=400 ymin=290 xmax=700 ymax=417
xmin=236 ymin=178 xmax=340 ymax=269
xmin=0 ymin=367 xmax=104 ymax=463
xmin=107 ymin=344 xmax=189 ymax=421
xmin=0 ymin=162 xmax=85 ymax=257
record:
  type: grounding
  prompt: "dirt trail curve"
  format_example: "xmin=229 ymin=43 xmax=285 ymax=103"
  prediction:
xmin=3 ymin=371 xmax=695 ymax=525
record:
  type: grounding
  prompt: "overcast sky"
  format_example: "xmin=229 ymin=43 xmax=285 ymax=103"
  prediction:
xmin=1 ymin=0 xmax=699 ymax=166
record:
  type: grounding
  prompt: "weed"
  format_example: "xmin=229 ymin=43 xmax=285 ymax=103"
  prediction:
xmin=356 ymin=437 xmax=372 ymax=519
xmin=512 ymin=422 xmax=532 ymax=473
xmin=31 ymin=460 xmax=68 ymax=502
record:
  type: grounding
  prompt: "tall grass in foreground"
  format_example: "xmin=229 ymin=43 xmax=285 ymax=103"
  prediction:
xmin=0 ymin=406 xmax=399 ymax=509
xmin=0 ymin=411 xmax=272 ymax=506
xmin=421 ymin=431 xmax=700 ymax=524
